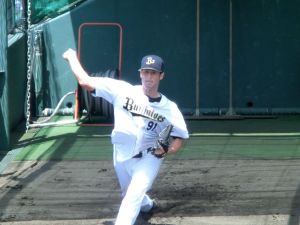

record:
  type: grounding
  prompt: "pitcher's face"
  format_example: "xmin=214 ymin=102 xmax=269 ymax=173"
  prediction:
xmin=140 ymin=69 xmax=164 ymax=91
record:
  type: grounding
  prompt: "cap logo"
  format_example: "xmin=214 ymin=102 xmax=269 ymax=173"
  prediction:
xmin=146 ymin=57 xmax=155 ymax=65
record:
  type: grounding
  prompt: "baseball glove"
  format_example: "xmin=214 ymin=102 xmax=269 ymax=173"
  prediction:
xmin=148 ymin=124 xmax=174 ymax=158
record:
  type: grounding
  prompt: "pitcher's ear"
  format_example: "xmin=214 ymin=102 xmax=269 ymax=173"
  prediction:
xmin=160 ymin=72 xmax=165 ymax=80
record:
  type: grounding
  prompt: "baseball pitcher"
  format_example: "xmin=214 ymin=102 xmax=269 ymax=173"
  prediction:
xmin=63 ymin=49 xmax=189 ymax=225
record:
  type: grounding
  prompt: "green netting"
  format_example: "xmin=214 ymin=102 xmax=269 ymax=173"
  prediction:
xmin=31 ymin=0 xmax=86 ymax=24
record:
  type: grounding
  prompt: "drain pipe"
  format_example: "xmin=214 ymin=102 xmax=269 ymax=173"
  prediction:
xmin=226 ymin=0 xmax=237 ymax=116
xmin=195 ymin=0 xmax=200 ymax=116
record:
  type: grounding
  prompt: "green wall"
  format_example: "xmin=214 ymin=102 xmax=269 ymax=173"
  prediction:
xmin=233 ymin=1 xmax=300 ymax=113
xmin=0 ymin=0 xmax=9 ymax=151
xmin=32 ymin=0 xmax=197 ymax=115
xmin=0 ymin=34 xmax=27 ymax=151
xmin=7 ymin=35 xmax=27 ymax=130
xmin=3 ymin=0 xmax=300 ymax=149
xmin=199 ymin=0 xmax=229 ymax=112
xmin=5 ymin=0 xmax=300 ymax=135
xmin=33 ymin=0 xmax=300 ymax=116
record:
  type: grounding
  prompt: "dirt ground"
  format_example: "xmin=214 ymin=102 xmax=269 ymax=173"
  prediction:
xmin=1 ymin=159 xmax=300 ymax=225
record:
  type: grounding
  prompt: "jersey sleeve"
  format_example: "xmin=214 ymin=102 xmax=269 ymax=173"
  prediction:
xmin=168 ymin=102 xmax=189 ymax=139
xmin=91 ymin=77 xmax=132 ymax=104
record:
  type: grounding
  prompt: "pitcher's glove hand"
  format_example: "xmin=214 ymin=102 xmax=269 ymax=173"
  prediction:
xmin=148 ymin=125 xmax=173 ymax=158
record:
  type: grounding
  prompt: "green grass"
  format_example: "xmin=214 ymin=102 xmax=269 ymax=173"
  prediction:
xmin=11 ymin=115 xmax=300 ymax=161
xmin=14 ymin=125 xmax=113 ymax=161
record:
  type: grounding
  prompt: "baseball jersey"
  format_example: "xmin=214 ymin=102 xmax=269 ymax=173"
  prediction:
xmin=92 ymin=77 xmax=189 ymax=162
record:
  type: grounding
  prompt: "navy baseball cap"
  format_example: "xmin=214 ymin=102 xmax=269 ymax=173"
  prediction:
xmin=139 ymin=55 xmax=165 ymax=73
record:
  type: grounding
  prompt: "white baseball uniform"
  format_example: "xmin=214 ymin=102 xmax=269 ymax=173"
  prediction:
xmin=92 ymin=77 xmax=189 ymax=225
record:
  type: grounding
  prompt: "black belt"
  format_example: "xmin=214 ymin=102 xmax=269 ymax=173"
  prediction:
xmin=132 ymin=152 xmax=143 ymax=158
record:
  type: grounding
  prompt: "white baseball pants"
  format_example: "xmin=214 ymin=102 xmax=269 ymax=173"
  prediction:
xmin=113 ymin=149 xmax=163 ymax=225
